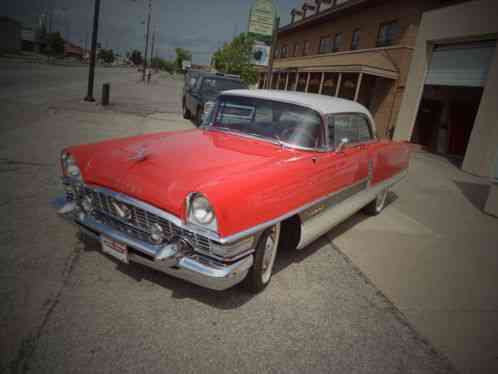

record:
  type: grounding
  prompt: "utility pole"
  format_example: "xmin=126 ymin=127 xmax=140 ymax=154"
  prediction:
xmin=266 ymin=16 xmax=280 ymax=89
xmin=150 ymin=26 xmax=156 ymax=63
xmin=84 ymin=0 xmax=101 ymax=102
xmin=142 ymin=0 xmax=152 ymax=82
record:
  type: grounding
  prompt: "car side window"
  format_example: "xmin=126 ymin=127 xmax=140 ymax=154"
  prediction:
xmin=354 ymin=115 xmax=373 ymax=142
xmin=328 ymin=113 xmax=373 ymax=149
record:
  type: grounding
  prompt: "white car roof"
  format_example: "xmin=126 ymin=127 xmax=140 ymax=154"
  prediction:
xmin=221 ymin=89 xmax=372 ymax=117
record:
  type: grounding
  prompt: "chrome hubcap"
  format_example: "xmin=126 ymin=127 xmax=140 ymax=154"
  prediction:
xmin=261 ymin=224 xmax=280 ymax=284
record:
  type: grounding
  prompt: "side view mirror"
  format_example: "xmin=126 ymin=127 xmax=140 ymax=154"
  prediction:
xmin=335 ymin=138 xmax=349 ymax=153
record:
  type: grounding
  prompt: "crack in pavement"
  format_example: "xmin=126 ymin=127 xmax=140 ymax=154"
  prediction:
xmin=7 ymin=239 xmax=83 ymax=374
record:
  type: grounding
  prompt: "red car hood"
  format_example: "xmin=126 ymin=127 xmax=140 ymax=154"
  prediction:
xmin=68 ymin=129 xmax=306 ymax=235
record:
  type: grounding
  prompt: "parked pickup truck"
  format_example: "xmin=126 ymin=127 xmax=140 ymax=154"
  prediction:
xmin=55 ymin=90 xmax=410 ymax=292
xmin=182 ymin=71 xmax=247 ymax=126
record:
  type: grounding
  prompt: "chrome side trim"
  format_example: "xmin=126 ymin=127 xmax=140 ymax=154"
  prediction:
xmin=220 ymin=177 xmax=370 ymax=243
xmin=299 ymin=180 xmax=368 ymax=222
xmin=297 ymin=170 xmax=407 ymax=249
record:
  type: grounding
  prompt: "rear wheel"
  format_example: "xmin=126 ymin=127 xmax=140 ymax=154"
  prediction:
xmin=363 ymin=188 xmax=388 ymax=216
xmin=244 ymin=224 xmax=281 ymax=293
xmin=182 ymin=99 xmax=191 ymax=119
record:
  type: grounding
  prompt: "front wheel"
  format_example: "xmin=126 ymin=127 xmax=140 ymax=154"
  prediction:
xmin=363 ymin=188 xmax=388 ymax=216
xmin=243 ymin=223 xmax=281 ymax=293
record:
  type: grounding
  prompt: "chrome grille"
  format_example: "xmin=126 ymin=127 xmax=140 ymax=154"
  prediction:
xmin=76 ymin=187 xmax=212 ymax=254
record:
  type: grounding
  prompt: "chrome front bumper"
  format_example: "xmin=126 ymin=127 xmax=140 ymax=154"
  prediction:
xmin=53 ymin=197 xmax=253 ymax=291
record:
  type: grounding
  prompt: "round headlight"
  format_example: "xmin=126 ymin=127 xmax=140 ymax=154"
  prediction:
xmin=149 ymin=223 xmax=165 ymax=244
xmin=61 ymin=153 xmax=81 ymax=179
xmin=81 ymin=195 xmax=94 ymax=213
xmin=191 ymin=195 xmax=215 ymax=224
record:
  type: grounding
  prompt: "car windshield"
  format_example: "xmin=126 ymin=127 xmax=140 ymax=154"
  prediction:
xmin=201 ymin=78 xmax=247 ymax=93
xmin=208 ymin=95 xmax=323 ymax=149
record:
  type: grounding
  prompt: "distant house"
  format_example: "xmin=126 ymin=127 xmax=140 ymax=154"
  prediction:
xmin=0 ymin=17 xmax=22 ymax=53
xmin=64 ymin=41 xmax=84 ymax=59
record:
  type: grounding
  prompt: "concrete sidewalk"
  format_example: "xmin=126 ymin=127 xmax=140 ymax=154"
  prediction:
xmin=330 ymin=151 xmax=498 ymax=374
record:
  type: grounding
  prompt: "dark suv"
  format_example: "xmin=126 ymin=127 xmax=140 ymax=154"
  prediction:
xmin=182 ymin=72 xmax=248 ymax=126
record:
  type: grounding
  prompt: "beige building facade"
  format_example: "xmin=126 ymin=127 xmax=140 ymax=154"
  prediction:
xmin=261 ymin=0 xmax=467 ymax=138
xmin=392 ymin=0 xmax=498 ymax=215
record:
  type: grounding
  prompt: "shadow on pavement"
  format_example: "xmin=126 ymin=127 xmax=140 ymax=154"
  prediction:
xmin=454 ymin=180 xmax=490 ymax=211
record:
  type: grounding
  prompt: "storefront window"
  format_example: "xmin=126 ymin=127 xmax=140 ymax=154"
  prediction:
xmin=338 ymin=73 xmax=358 ymax=100
xmin=287 ymin=72 xmax=297 ymax=90
xmin=357 ymin=74 xmax=377 ymax=109
xmin=271 ymin=73 xmax=278 ymax=89
xmin=322 ymin=72 xmax=339 ymax=96
xmin=296 ymin=72 xmax=307 ymax=92
xmin=308 ymin=72 xmax=322 ymax=93
xmin=278 ymin=73 xmax=287 ymax=90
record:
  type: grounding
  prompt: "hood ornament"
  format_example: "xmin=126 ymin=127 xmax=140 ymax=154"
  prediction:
xmin=128 ymin=148 xmax=150 ymax=162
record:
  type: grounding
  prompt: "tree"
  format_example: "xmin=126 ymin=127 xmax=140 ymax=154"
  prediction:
xmin=211 ymin=33 xmax=257 ymax=85
xmin=128 ymin=49 xmax=143 ymax=66
xmin=174 ymin=48 xmax=192 ymax=71
xmin=98 ymin=48 xmax=115 ymax=64
xmin=46 ymin=32 xmax=65 ymax=56
xmin=151 ymin=56 xmax=176 ymax=74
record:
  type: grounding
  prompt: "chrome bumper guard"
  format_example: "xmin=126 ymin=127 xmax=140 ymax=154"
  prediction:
xmin=53 ymin=196 xmax=253 ymax=291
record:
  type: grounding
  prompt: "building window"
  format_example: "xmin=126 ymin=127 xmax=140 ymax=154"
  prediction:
xmin=351 ymin=28 xmax=360 ymax=50
xmin=278 ymin=72 xmax=287 ymax=89
xmin=303 ymin=40 xmax=311 ymax=56
xmin=308 ymin=72 xmax=322 ymax=93
xmin=287 ymin=72 xmax=297 ymax=90
xmin=274 ymin=47 xmax=280 ymax=59
xmin=333 ymin=33 xmax=343 ymax=52
xmin=319 ymin=36 xmax=332 ymax=54
xmin=338 ymin=73 xmax=358 ymax=100
xmin=281 ymin=45 xmax=288 ymax=58
xmin=296 ymin=72 xmax=307 ymax=91
xmin=377 ymin=21 xmax=400 ymax=47
xmin=322 ymin=72 xmax=339 ymax=96
xmin=293 ymin=43 xmax=300 ymax=57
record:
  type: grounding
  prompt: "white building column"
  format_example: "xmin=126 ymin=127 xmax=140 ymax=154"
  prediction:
xmin=304 ymin=72 xmax=310 ymax=92
xmin=318 ymin=72 xmax=325 ymax=94
xmin=354 ymin=72 xmax=363 ymax=101
xmin=335 ymin=73 xmax=342 ymax=97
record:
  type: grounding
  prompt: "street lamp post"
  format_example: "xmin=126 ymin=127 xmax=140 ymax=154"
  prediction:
xmin=84 ymin=0 xmax=101 ymax=102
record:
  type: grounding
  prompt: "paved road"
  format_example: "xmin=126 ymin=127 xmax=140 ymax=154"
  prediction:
xmin=0 ymin=62 xmax=456 ymax=374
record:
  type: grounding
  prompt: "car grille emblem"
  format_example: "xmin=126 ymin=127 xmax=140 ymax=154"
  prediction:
xmin=112 ymin=201 xmax=132 ymax=221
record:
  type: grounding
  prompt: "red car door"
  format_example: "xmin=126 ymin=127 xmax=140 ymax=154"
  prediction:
xmin=312 ymin=113 xmax=370 ymax=199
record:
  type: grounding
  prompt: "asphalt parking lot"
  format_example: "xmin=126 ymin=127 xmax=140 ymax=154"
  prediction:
xmin=1 ymin=62 xmax=496 ymax=374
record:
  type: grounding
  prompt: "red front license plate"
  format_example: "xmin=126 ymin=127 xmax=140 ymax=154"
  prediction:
xmin=101 ymin=236 xmax=128 ymax=263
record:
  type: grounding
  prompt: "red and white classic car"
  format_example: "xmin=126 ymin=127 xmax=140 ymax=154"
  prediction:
xmin=56 ymin=90 xmax=410 ymax=292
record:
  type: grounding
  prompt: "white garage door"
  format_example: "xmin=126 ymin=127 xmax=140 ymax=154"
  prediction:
xmin=426 ymin=40 xmax=496 ymax=87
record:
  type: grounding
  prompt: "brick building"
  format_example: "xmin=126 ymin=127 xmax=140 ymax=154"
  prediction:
xmin=260 ymin=0 xmax=467 ymax=138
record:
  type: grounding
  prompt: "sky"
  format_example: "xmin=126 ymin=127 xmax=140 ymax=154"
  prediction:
xmin=3 ymin=0 xmax=298 ymax=64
